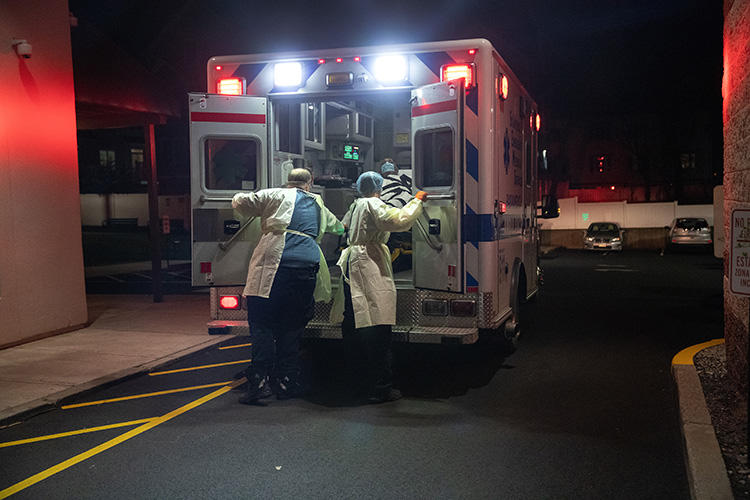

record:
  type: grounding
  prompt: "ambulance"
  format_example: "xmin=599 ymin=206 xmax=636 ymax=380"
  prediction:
xmin=189 ymin=38 xmax=558 ymax=349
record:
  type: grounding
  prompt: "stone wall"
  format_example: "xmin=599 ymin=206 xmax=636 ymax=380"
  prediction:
xmin=723 ymin=0 xmax=750 ymax=394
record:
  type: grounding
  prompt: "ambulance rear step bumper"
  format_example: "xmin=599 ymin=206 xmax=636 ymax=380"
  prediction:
xmin=207 ymin=321 xmax=478 ymax=345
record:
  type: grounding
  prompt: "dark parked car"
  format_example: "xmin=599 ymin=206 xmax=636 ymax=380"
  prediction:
xmin=667 ymin=217 xmax=712 ymax=248
xmin=584 ymin=222 xmax=623 ymax=251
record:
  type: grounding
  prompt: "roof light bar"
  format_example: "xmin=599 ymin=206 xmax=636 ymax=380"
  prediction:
xmin=373 ymin=55 xmax=408 ymax=84
xmin=274 ymin=62 xmax=303 ymax=88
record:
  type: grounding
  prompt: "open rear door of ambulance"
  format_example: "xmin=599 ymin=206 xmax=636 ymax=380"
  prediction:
xmin=189 ymin=93 xmax=268 ymax=287
xmin=411 ymin=80 xmax=464 ymax=292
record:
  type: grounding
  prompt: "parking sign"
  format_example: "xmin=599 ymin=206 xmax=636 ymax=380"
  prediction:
xmin=730 ymin=209 xmax=750 ymax=296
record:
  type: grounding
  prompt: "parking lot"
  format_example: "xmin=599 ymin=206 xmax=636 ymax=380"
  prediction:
xmin=0 ymin=249 xmax=722 ymax=498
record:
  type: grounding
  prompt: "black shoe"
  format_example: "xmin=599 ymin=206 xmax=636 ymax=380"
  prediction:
xmin=367 ymin=388 xmax=402 ymax=404
xmin=275 ymin=376 xmax=305 ymax=400
xmin=239 ymin=375 xmax=272 ymax=405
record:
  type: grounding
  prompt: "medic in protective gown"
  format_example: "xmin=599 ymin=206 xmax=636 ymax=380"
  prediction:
xmin=331 ymin=171 xmax=426 ymax=402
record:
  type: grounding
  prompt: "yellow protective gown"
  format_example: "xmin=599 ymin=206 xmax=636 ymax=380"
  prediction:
xmin=232 ymin=188 xmax=344 ymax=302
xmin=331 ymin=196 xmax=423 ymax=328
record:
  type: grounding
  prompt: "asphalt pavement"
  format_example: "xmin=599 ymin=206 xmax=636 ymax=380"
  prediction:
xmin=0 ymin=249 xmax=725 ymax=499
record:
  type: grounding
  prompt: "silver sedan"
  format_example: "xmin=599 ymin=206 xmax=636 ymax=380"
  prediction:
xmin=667 ymin=218 xmax=712 ymax=247
xmin=584 ymin=222 xmax=624 ymax=251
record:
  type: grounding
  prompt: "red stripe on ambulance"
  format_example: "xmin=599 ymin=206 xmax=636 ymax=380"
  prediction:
xmin=411 ymin=100 xmax=457 ymax=117
xmin=190 ymin=112 xmax=266 ymax=124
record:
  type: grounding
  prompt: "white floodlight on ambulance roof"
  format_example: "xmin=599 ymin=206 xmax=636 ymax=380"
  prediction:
xmin=373 ymin=55 xmax=408 ymax=84
xmin=274 ymin=62 xmax=303 ymax=88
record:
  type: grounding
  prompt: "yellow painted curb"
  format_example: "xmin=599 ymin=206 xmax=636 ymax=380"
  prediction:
xmin=671 ymin=339 xmax=725 ymax=366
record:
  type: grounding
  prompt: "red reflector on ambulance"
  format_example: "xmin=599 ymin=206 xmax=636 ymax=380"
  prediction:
xmin=441 ymin=64 xmax=475 ymax=89
xmin=217 ymin=77 xmax=245 ymax=95
xmin=219 ymin=295 xmax=240 ymax=310
xmin=200 ymin=262 xmax=212 ymax=273
xmin=450 ymin=300 xmax=476 ymax=317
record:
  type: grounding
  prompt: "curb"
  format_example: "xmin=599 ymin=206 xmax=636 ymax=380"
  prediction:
xmin=672 ymin=339 xmax=733 ymax=500
xmin=0 ymin=335 xmax=233 ymax=427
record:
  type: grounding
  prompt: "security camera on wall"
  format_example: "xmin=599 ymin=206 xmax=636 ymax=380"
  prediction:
xmin=12 ymin=39 xmax=32 ymax=59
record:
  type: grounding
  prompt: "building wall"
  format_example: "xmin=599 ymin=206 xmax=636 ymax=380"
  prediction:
xmin=723 ymin=0 xmax=750 ymax=394
xmin=0 ymin=0 xmax=87 ymax=347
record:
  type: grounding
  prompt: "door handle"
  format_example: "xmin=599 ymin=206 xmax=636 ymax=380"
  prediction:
xmin=199 ymin=195 xmax=233 ymax=204
xmin=219 ymin=217 xmax=256 ymax=251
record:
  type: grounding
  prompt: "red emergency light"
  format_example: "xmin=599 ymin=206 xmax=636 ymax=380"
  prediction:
xmin=336 ymin=57 xmax=343 ymax=63
xmin=217 ymin=77 xmax=245 ymax=95
xmin=535 ymin=113 xmax=541 ymax=132
xmin=497 ymin=74 xmax=509 ymax=100
xmin=441 ymin=64 xmax=475 ymax=89
xmin=468 ymin=48 xmax=477 ymax=55
xmin=219 ymin=295 xmax=241 ymax=310
xmin=318 ymin=58 xmax=326 ymax=64
xmin=215 ymin=65 xmax=222 ymax=71
xmin=353 ymin=56 xmax=361 ymax=62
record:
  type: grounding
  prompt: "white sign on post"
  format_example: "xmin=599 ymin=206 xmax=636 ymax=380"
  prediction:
xmin=730 ymin=209 xmax=750 ymax=296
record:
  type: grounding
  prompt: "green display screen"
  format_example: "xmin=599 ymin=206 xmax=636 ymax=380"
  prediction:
xmin=343 ymin=144 xmax=360 ymax=161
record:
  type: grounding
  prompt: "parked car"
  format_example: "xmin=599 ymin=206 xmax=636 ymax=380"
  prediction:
xmin=667 ymin=217 xmax=712 ymax=248
xmin=583 ymin=222 xmax=624 ymax=251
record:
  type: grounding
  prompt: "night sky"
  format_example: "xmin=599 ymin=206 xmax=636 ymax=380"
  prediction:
xmin=69 ymin=0 xmax=723 ymax=121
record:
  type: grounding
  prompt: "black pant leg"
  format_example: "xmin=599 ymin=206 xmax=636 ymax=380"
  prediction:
xmin=273 ymin=266 xmax=317 ymax=381
xmin=246 ymin=296 xmax=275 ymax=379
xmin=360 ymin=324 xmax=393 ymax=395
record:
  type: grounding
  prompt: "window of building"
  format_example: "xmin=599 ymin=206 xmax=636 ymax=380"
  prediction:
xmin=204 ymin=138 xmax=259 ymax=191
xmin=99 ymin=150 xmax=115 ymax=167
xmin=680 ymin=152 xmax=696 ymax=169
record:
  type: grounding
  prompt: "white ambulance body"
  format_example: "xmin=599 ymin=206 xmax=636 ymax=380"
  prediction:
xmin=189 ymin=38 xmax=551 ymax=347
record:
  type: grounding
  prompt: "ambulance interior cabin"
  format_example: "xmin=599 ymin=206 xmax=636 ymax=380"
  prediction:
xmin=271 ymin=91 xmax=420 ymax=281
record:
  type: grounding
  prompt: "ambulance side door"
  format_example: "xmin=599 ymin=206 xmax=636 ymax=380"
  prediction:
xmin=189 ymin=93 xmax=268 ymax=287
xmin=411 ymin=81 xmax=464 ymax=292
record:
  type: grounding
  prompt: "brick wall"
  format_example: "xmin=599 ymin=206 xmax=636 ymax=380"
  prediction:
xmin=723 ymin=0 xmax=750 ymax=394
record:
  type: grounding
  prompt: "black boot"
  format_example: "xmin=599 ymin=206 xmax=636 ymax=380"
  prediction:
xmin=274 ymin=375 xmax=305 ymax=400
xmin=239 ymin=374 xmax=272 ymax=405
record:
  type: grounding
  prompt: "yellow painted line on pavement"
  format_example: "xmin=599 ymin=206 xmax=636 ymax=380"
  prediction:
xmin=0 ymin=379 xmax=244 ymax=499
xmin=0 ymin=419 xmax=154 ymax=448
xmin=148 ymin=359 xmax=251 ymax=376
xmin=61 ymin=381 xmax=233 ymax=409
xmin=671 ymin=338 xmax=725 ymax=366
xmin=219 ymin=343 xmax=252 ymax=350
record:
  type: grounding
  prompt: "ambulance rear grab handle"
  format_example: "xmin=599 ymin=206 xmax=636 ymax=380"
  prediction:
xmin=219 ymin=217 xmax=256 ymax=251
xmin=199 ymin=195 xmax=233 ymax=204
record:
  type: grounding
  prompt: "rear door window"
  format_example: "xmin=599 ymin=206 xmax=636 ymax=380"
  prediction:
xmin=204 ymin=137 xmax=259 ymax=191
xmin=415 ymin=127 xmax=454 ymax=188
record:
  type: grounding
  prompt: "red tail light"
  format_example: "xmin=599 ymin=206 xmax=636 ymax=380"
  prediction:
xmin=219 ymin=295 xmax=240 ymax=310
xmin=441 ymin=64 xmax=475 ymax=89
xmin=217 ymin=77 xmax=245 ymax=95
